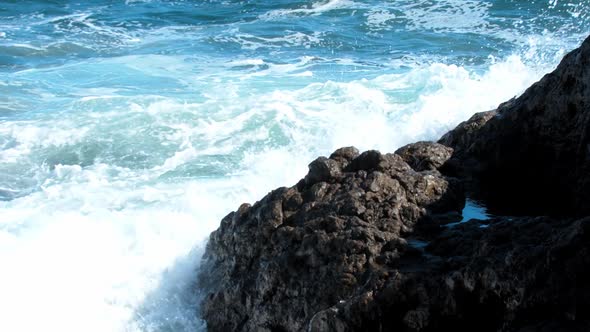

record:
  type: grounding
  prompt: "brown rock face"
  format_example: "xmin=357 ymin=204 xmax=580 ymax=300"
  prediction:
xmin=198 ymin=147 xmax=464 ymax=332
xmin=395 ymin=141 xmax=453 ymax=172
xmin=197 ymin=35 xmax=590 ymax=332
xmin=309 ymin=216 xmax=590 ymax=332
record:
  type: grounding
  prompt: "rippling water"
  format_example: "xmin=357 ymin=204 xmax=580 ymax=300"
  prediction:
xmin=0 ymin=1 xmax=588 ymax=331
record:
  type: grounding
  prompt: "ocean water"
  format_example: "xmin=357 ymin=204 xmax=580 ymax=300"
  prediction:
xmin=0 ymin=1 xmax=588 ymax=331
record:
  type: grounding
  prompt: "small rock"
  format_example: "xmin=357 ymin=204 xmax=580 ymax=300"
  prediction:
xmin=395 ymin=141 xmax=453 ymax=172
xmin=305 ymin=157 xmax=343 ymax=185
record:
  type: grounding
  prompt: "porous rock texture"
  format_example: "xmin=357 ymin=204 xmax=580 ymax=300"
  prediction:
xmin=197 ymin=35 xmax=590 ymax=331
xmin=198 ymin=147 xmax=464 ymax=332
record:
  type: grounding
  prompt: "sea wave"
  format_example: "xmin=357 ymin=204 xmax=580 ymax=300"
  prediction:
xmin=1 ymin=1 xmax=589 ymax=331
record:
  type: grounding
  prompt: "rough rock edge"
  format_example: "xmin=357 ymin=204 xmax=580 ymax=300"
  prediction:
xmin=440 ymin=34 xmax=590 ymax=216
xmin=197 ymin=35 xmax=590 ymax=331
xmin=199 ymin=145 xmax=464 ymax=332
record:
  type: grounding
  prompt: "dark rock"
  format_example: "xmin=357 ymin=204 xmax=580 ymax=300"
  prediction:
xmin=438 ymin=110 xmax=497 ymax=156
xmin=330 ymin=146 xmax=360 ymax=167
xmin=197 ymin=35 xmax=590 ymax=332
xmin=198 ymin=149 xmax=464 ymax=332
xmin=439 ymin=35 xmax=590 ymax=216
xmin=315 ymin=216 xmax=590 ymax=332
xmin=305 ymin=156 xmax=343 ymax=185
xmin=395 ymin=141 xmax=453 ymax=172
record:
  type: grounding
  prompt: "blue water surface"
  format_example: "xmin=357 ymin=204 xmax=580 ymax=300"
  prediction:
xmin=0 ymin=1 xmax=588 ymax=331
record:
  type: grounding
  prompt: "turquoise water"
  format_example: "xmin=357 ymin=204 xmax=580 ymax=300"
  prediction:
xmin=0 ymin=1 xmax=588 ymax=331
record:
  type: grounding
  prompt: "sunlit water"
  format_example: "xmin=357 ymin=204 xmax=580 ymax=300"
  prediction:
xmin=0 ymin=1 xmax=588 ymax=331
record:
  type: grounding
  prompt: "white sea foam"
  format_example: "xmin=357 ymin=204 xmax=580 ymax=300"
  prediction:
xmin=0 ymin=155 xmax=274 ymax=331
xmin=228 ymin=56 xmax=319 ymax=78
xmin=387 ymin=55 xmax=540 ymax=141
xmin=0 ymin=185 xmax=209 ymax=331
xmin=0 ymin=123 xmax=89 ymax=162
xmin=234 ymin=54 xmax=545 ymax=154
xmin=227 ymin=59 xmax=266 ymax=67
xmin=259 ymin=0 xmax=360 ymax=20
xmin=215 ymin=30 xmax=323 ymax=50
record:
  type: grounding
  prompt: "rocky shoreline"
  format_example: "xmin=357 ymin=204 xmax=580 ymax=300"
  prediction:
xmin=196 ymin=34 xmax=590 ymax=331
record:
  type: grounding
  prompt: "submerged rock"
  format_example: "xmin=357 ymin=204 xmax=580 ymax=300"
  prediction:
xmin=197 ymin=35 xmax=590 ymax=331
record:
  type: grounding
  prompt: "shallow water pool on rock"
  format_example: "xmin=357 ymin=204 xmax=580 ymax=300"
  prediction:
xmin=461 ymin=199 xmax=490 ymax=222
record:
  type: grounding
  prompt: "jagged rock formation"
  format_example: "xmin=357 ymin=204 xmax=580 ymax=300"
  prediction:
xmin=306 ymin=215 xmax=590 ymax=332
xmin=440 ymin=34 xmax=590 ymax=216
xmin=199 ymin=147 xmax=464 ymax=331
xmin=197 ymin=35 xmax=590 ymax=331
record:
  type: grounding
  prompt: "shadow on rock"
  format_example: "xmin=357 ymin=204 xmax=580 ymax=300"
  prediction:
xmin=439 ymin=34 xmax=590 ymax=217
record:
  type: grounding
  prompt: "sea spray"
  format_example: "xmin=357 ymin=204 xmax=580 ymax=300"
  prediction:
xmin=1 ymin=1 xmax=589 ymax=331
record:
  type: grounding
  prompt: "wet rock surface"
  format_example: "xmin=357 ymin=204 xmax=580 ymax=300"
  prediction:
xmin=197 ymin=35 xmax=590 ymax=331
